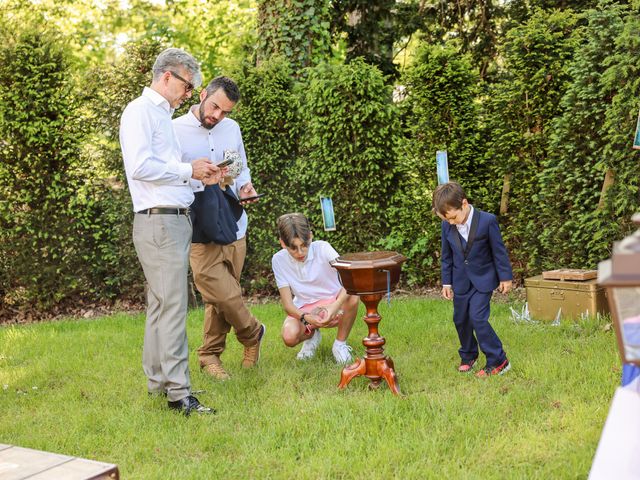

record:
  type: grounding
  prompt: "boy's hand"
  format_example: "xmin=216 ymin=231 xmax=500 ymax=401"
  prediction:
xmin=498 ymin=280 xmax=512 ymax=294
xmin=321 ymin=302 xmax=342 ymax=323
xmin=305 ymin=312 xmax=335 ymax=329
xmin=319 ymin=307 xmax=340 ymax=328
xmin=442 ymin=286 xmax=453 ymax=300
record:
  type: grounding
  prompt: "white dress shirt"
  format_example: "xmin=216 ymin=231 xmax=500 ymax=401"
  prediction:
xmin=272 ymin=241 xmax=342 ymax=308
xmin=120 ymin=87 xmax=193 ymax=212
xmin=173 ymin=108 xmax=251 ymax=239
xmin=456 ymin=205 xmax=474 ymax=242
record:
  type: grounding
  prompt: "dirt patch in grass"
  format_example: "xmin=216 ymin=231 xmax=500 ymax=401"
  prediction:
xmin=0 ymin=297 xmax=145 ymax=326
xmin=1 ymin=286 xmax=526 ymax=325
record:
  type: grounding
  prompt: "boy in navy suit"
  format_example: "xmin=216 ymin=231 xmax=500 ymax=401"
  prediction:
xmin=432 ymin=182 xmax=513 ymax=377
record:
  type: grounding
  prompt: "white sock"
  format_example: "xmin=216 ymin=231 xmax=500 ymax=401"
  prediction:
xmin=333 ymin=339 xmax=346 ymax=347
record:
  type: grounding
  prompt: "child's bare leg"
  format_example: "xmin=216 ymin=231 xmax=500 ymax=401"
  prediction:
xmin=336 ymin=294 xmax=359 ymax=342
xmin=281 ymin=316 xmax=314 ymax=347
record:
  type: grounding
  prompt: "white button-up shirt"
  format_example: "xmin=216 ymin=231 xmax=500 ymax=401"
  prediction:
xmin=456 ymin=205 xmax=474 ymax=242
xmin=120 ymin=87 xmax=194 ymax=212
xmin=173 ymin=108 xmax=251 ymax=239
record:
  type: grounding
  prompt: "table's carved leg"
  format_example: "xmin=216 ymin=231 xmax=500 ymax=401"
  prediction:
xmin=338 ymin=357 xmax=366 ymax=389
xmin=386 ymin=356 xmax=395 ymax=371
xmin=379 ymin=358 xmax=401 ymax=396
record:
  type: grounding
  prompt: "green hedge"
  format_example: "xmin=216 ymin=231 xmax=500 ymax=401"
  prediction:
xmin=232 ymin=57 xmax=302 ymax=292
xmin=382 ymin=44 xmax=487 ymax=287
xmin=483 ymin=8 xmax=581 ymax=276
xmin=0 ymin=27 xmax=92 ymax=308
xmin=2 ymin=2 xmax=640 ymax=317
xmin=233 ymin=57 xmax=401 ymax=291
xmin=295 ymin=59 xmax=400 ymax=254
xmin=538 ymin=3 xmax=630 ymax=271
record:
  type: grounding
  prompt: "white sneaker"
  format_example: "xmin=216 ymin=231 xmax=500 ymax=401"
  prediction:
xmin=332 ymin=343 xmax=354 ymax=365
xmin=296 ymin=330 xmax=322 ymax=360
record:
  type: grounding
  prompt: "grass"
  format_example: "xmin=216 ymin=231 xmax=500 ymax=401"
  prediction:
xmin=0 ymin=297 xmax=620 ymax=479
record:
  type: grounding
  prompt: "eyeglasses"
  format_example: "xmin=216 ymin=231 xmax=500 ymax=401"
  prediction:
xmin=169 ymin=70 xmax=195 ymax=93
xmin=285 ymin=243 xmax=309 ymax=257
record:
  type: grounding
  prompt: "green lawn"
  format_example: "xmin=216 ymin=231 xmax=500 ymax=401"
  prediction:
xmin=0 ymin=298 xmax=619 ymax=479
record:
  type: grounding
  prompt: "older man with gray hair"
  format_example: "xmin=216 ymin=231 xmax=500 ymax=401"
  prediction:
xmin=120 ymin=48 xmax=222 ymax=415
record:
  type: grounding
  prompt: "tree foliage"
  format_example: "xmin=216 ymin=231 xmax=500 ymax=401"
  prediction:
xmin=483 ymin=8 xmax=581 ymax=275
xmin=330 ymin=0 xmax=421 ymax=78
xmin=160 ymin=0 xmax=256 ymax=81
xmin=256 ymin=0 xmax=332 ymax=76
xmin=417 ymin=0 xmax=502 ymax=80
xmin=0 ymin=0 xmax=255 ymax=80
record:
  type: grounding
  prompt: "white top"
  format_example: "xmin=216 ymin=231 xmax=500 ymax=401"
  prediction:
xmin=173 ymin=109 xmax=251 ymax=239
xmin=456 ymin=205 xmax=475 ymax=241
xmin=272 ymin=240 xmax=342 ymax=308
xmin=120 ymin=87 xmax=194 ymax=212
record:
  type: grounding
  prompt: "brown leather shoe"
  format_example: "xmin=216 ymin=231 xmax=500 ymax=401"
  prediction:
xmin=242 ymin=324 xmax=266 ymax=368
xmin=202 ymin=362 xmax=230 ymax=380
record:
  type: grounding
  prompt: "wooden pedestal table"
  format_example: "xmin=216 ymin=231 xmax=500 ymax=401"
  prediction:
xmin=330 ymin=251 xmax=407 ymax=396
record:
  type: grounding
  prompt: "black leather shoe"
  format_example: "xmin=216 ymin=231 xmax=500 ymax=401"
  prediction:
xmin=167 ymin=395 xmax=216 ymax=416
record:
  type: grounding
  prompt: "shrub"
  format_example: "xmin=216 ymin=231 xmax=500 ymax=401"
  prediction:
xmin=384 ymin=44 xmax=486 ymax=286
xmin=538 ymin=2 xmax=633 ymax=271
xmin=231 ymin=57 xmax=302 ymax=292
xmin=295 ymin=59 xmax=400 ymax=256
xmin=0 ymin=26 xmax=89 ymax=309
xmin=483 ymin=8 xmax=580 ymax=277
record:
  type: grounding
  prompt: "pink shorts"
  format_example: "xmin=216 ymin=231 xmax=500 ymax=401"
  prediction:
xmin=286 ymin=294 xmax=343 ymax=335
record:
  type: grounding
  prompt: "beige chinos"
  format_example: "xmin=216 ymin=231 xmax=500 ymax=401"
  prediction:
xmin=190 ymin=237 xmax=261 ymax=367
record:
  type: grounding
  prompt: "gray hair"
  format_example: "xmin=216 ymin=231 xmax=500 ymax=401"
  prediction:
xmin=152 ymin=48 xmax=202 ymax=87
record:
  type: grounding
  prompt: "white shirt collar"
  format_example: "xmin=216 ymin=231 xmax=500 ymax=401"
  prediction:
xmin=187 ymin=105 xmax=202 ymax=126
xmin=142 ymin=87 xmax=172 ymax=114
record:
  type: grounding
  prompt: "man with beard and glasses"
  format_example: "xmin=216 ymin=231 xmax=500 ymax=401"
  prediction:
xmin=173 ymin=76 xmax=265 ymax=381
xmin=120 ymin=48 xmax=222 ymax=416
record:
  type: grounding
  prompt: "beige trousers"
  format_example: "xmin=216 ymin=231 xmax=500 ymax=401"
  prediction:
xmin=190 ymin=237 xmax=261 ymax=367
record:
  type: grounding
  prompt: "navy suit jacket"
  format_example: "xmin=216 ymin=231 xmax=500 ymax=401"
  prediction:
xmin=190 ymin=185 xmax=242 ymax=245
xmin=440 ymin=208 xmax=513 ymax=295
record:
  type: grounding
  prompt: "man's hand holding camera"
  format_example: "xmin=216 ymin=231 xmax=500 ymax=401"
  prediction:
xmin=191 ymin=157 xmax=228 ymax=185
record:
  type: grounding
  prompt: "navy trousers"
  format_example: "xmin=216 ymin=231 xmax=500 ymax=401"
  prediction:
xmin=453 ymin=285 xmax=506 ymax=366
